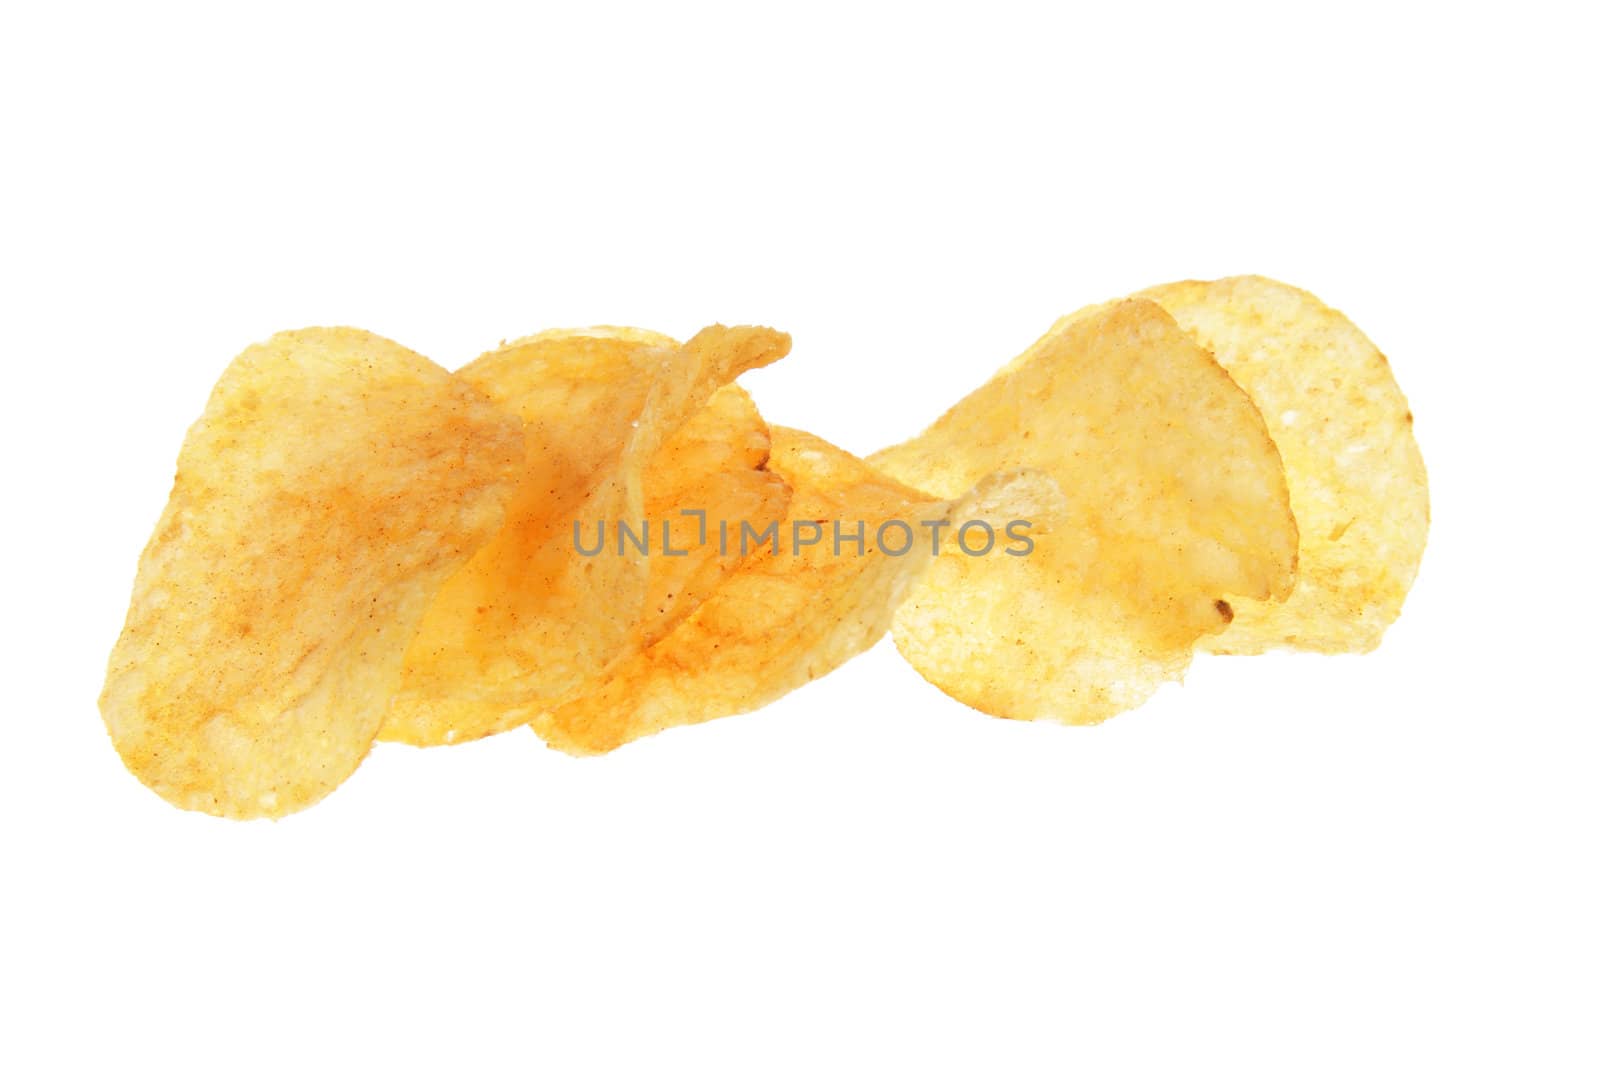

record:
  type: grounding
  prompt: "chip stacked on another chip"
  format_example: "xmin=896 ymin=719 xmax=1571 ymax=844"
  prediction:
xmin=99 ymin=276 xmax=1430 ymax=818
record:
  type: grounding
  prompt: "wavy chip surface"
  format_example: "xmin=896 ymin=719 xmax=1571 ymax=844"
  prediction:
xmin=873 ymin=299 xmax=1298 ymax=724
xmin=99 ymin=328 xmax=525 ymax=818
xmin=382 ymin=325 xmax=789 ymax=746
xmin=1139 ymin=276 xmax=1429 ymax=653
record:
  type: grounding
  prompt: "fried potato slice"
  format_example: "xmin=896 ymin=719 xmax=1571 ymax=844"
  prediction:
xmin=873 ymin=299 xmax=1298 ymax=724
xmin=532 ymin=428 xmax=1048 ymax=754
xmin=636 ymin=383 xmax=792 ymax=646
xmin=1138 ymin=276 xmax=1429 ymax=653
xmin=382 ymin=325 xmax=789 ymax=746
xmin=99 ymin=328 xmax=525 ymax=818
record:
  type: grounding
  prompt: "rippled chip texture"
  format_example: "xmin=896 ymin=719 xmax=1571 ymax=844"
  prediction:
xmin=873 ymin=299 xmax=1298 ymax=724
xmin=533 ymin=428 xmax=1047 ymax=754
xmin=99 ymin=328 xmax=525 ymax=818
xmin=1139 ymin=276 xmax=1429 ymax=653
xmin=382 ymin=326 xmax=789 ymax=746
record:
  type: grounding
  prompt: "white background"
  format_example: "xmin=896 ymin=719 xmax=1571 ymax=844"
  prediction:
xmin=3 ymin=3 xmax=1595 ymax=1064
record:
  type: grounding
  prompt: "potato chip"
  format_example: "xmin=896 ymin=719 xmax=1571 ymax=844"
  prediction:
xmin=873 ymin=299 xmax=1298 ymax=724
xmin=100 ymin=280 xmax=1426 ymax=815
xmin=381 ymin=325 xmax=789 ymax=746
xmin=636 ymin=383 xmax=792 ymax=647
xmin=1137 ymin=276 xmax=1429 ymax=653
xmin=99 ymin=328 xmax=525 ymax=818
xmin=531 ymin=428 xmax=1050 ymax=754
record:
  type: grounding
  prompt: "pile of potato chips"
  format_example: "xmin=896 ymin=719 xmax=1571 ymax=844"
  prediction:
xmin=101 ymin=277 xmax=1429 ymax=818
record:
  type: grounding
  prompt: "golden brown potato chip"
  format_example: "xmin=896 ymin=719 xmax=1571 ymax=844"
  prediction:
xmin=532 ymin=428 xmax=1048 ymax=754
xmin=99 ymin=328 xmax=525 ymax=818
xmin=1138 ymin=276 xmax=1429 ymax=653
xmin=873 ymin=299 xmax=1298 ymax=724
xmin=636 ymin=383 xmax=792 ymax=646
xmin=382 ymin=325 xmax=789 ymax=746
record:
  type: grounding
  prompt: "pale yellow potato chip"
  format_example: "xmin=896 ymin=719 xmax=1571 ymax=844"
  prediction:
xmin=1138 ymin=276 xmax=1428 ymax=653
xmin=99 ymin=328 xmax=525 ymax=818
xmin=382 ymin=325 xmax=789 ymax=746
xmin=874 ymin=299 xmax=1298 ymax=724
xmin=532 ymin=428 xmax=1049 ymax=754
